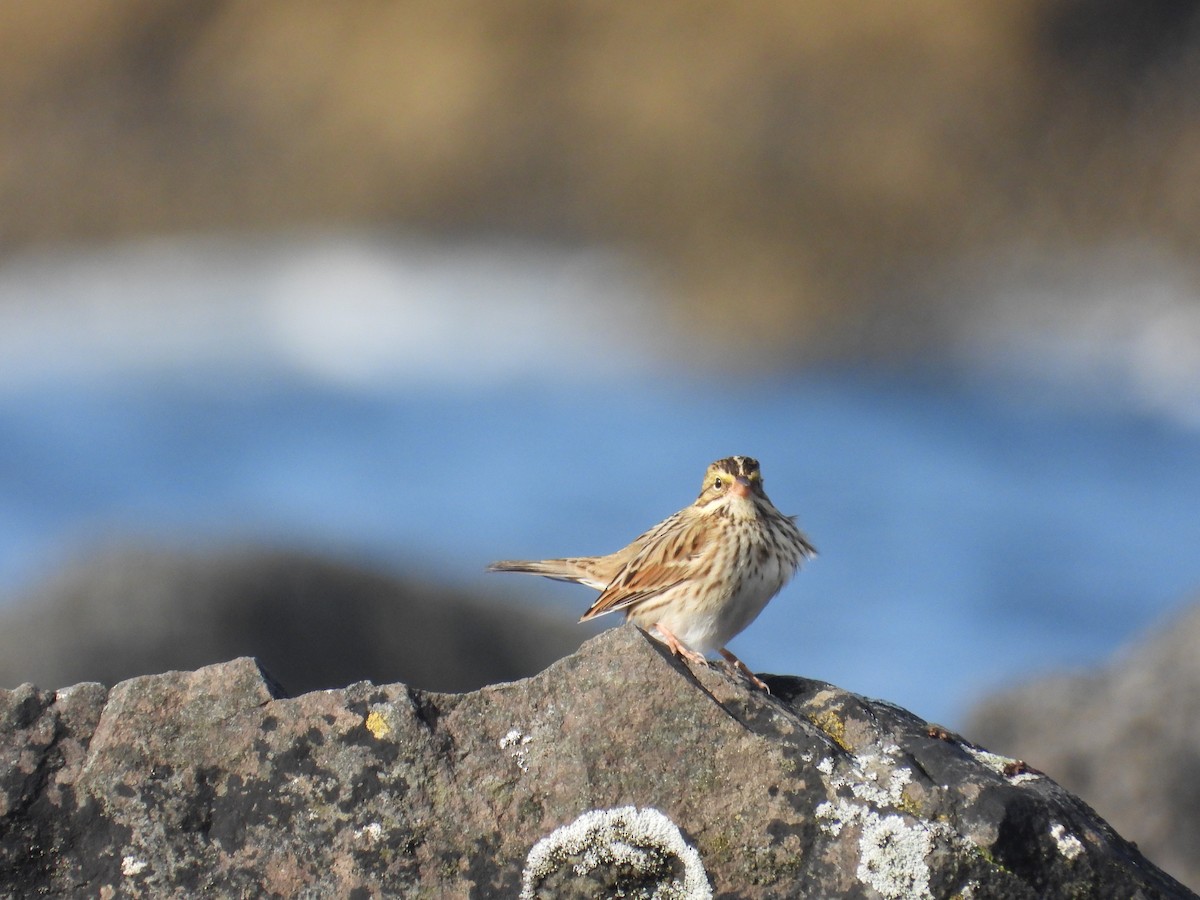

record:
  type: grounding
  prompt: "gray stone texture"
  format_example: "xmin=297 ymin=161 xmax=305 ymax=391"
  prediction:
xmin=968 ymin=601 xmax=1200 ymax=892
xmin=1 ymin=626 xmax=1193 ymax=898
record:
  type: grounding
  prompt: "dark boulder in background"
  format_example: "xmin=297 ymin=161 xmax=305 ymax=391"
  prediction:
xmin=1 ymin=626 xmax=1192 ymax=898
xmin=0 ymin=546 xmax=590 ymax=694
xmin=967 ymin=600 xmax=1200 ymax=892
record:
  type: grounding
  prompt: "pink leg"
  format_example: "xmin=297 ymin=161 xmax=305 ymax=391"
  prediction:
xmin=719 ymin=648 xmax=771 ymax=693
xmin=652 ymin=622 xmax=709 ymax=666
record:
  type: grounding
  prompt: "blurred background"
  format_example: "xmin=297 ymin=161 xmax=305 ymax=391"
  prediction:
xmin=1 ymin=0 xmax=1200 ymax=883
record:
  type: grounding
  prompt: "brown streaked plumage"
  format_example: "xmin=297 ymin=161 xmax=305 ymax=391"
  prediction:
xmin=488 ymin=456 xmax=816 ymax=691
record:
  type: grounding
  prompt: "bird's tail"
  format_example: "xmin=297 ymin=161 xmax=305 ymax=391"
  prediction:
xmin=486 ymin=558 xmax=609 ymax=590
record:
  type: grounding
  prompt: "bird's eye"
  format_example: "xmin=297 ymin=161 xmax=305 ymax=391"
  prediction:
xmin=713 ymin=477 xmax=724 ymax=490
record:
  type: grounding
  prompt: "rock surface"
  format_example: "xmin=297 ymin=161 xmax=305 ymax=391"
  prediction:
xmin=0 ymin=546 xmax=589 ymax=694
xmin=967 ymin=600 xmax=1200 ymax=892
xmin=1 ymin=626 xmax=1194 ymax=899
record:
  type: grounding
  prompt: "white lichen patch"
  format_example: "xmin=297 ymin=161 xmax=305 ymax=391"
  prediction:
xmin=956 ymin=879 xmax=982 ymax=898
xmin=815 ymin=803 xmax=845 ymax=837
xmin=521 ymin=806 xmax=711 ymax=900
xmin=850 ymin=757 xmax=911 ymax=807
xmin=1049 ymin=822 xmax=1084 ymax=860
xmin=814 ymin=746 xmax=954 ymax=900
xmin=55 ymin=683 xmax=99 ymax=702
xmin=962 ymin=746 xmax=1040 ymax=785
xmin=859 ymin=813 xmax=937 ymax=898
xmin=500 ymin=728 xmax=534 ymax=773
xmin=354 ymin=822 xmax=384 ymax=844
xmin=816 ymin=795 xmax=950 ymax=900
xmin=121 ymin=856 xmax=148 ymax=877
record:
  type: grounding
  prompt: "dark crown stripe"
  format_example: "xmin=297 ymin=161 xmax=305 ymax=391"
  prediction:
xmin=713 ymin=456 xmax=759 ymax=477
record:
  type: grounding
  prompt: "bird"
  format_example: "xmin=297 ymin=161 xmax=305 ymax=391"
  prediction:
xmin=487 ymin=456 xmax=815 ymax=691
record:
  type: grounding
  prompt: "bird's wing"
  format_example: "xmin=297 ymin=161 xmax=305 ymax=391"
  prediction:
xmin=580 ymin=511 xmax=707 ymax=620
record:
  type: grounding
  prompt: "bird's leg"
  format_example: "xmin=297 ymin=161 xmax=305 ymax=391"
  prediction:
xmin=719 ymin=648 xmax=771 ymax=693
xmin=652 ymin=623 xmax=710 ymax=666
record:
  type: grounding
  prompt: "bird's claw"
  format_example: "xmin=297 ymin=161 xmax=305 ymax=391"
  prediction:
xmin=720 ymin=648 xmax=771 ymax=693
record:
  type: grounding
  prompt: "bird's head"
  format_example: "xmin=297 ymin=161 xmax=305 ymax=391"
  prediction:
xmin=696 ymin=455 xmax=768 ymax=505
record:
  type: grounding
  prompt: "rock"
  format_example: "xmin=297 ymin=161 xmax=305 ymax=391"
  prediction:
xmin=0 ymin=545 xmax=590 ymax=694
xmin=1 ymin=626 xmax=1193 ymax=898
xmin=966 ymin=600 xmax=1200 ymax=892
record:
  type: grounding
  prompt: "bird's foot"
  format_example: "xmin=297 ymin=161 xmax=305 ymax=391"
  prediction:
xmin=719 ymin=648 xmax=771 ymax=693
xmin=652 ymin=623 xmax=710 ymax=667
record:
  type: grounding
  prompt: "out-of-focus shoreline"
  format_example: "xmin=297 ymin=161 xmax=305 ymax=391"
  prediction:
xmin=4 ymin=2 xmax=1200 ymax=360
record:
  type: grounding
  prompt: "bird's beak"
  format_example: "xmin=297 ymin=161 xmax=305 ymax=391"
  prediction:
xmin=730 ymin=476 xmax=752 ymax=498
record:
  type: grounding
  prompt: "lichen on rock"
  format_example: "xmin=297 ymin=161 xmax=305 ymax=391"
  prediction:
xmin=0 ymin=626 xmax=1194 ymax=897
xmin=521 ymin=806 xmax=711 ymax=900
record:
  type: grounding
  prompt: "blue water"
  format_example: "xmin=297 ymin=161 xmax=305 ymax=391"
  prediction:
xmin=2 ymin=365 xmax=1197 ymax=725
